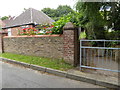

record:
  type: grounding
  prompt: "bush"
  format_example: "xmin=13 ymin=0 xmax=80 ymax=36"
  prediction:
xmin=51 ymin=13 xmax=82 ymax=34
xmin=105 ymin=30 xmax=120 ymax=46
xmin=18 ymin=27 xmax=38 ymax=36
xmin=36 ymin=24 xmax=54 ymax=35
xmin=18 ymin=24 xmax=54 ymax=36
xmin=51 ymin=16 xmax=70 ymax=34
xmin=105 ymin=30 xmax=120 ymax=40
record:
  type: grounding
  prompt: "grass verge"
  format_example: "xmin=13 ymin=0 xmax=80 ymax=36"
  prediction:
xmin=0 ymin=53 xmax=73 ymax=71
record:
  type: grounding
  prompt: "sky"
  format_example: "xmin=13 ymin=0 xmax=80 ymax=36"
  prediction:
xmin=0 ymin=0 xmax=77 ymax=17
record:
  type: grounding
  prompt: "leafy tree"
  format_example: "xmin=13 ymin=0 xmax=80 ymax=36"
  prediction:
xmin=108 ymin=2 xmax=120 ymax=31
xmin=75 ymin=1 xmax=120 ymax=40
xmin=56 ymin=5 xmax=75 ymax=17
xmin=1 ymin=16 xmax=9 ymax=20
xmin=41 ymin=8 xmax=57 ymax=18
xmin=76 ymin=2 xmax=105 ymax=39
xmin=41 ymin=5 xmax=75 ymax=21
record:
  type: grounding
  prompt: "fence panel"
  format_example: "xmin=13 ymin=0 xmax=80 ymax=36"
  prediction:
xmin=80 ymin=40 xmax=120 ymax=72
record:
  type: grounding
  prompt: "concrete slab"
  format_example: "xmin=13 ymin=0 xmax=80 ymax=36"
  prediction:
xmin=46 ymin=67 xmax=67 ymax=77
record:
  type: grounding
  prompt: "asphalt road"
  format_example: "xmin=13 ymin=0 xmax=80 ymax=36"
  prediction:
xmin=0 ymin=61 xmax=105 ymax=88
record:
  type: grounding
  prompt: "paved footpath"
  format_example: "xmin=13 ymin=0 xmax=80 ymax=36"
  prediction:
xmin=0 ymin=61 xmax=106 ymax=88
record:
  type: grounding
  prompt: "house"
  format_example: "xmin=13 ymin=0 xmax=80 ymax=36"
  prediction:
xmin=0 ymin=20 xmax=6 ymax=33
xmin=0 ymin=19 xmax=5 ymax=29
xmin=2 ymin=8 xmax=55 ymax=36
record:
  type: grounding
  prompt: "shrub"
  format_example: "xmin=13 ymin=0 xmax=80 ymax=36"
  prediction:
xmin=36 ymin=24 xmax=54 ymax=35
xmin=18 ymin=27 xmax=38 ymax=36
xmin=51 ymin=16 xmax=70 ymax=34
xmin=51 ymin=12 xmax=83 ymax=34
xmin=18 ymin=24 xmax=54 ymax=36
xmin=105 ymin=30 xmax=120 ymax=46
xmin=105 ymin=30 xmax=120 ymax=40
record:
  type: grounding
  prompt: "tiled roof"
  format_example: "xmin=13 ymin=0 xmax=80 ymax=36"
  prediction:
xmin=5 ymin=8 xmax=55 ymax=28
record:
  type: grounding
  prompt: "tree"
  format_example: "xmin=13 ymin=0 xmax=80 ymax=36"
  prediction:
xmin=41 ymin=8 xmax=57 ymax=18
xmin=1 ymin=16 xmax=9 ymax=20
xmin=41 ymin=5 xmax=75 ymax=21
xmin=76 ymin=2 xmax=105 ymax=39
xmin=75 ymin=1 xmax=120 ymax=40
xmin=56 ymin=5 xmax=75 ymax=17
xmin=108 ymin=2 xmax=120 ymax=31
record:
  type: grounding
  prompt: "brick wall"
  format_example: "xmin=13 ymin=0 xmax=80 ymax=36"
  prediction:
xmin=0 ymin=34 xmax=2 ymax=53
xmin=3 ymin=35 xmax=63 ymax=59
xmin=0 ymin=32 xmax=8 ymax=53
xmin=63 ymin=22 xmax=79 ymax=66
xmin=63 ymin=30 xmax=74 ymax=64
xmin=1 ymin=22 xmax=79 ymax=66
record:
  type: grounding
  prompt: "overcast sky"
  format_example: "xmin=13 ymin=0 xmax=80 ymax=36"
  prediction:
xmin=0 ymin=0 xmax=77 ymax=17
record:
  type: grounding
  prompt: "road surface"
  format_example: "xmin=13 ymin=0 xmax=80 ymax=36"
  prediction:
xmin=0 ymin=61 xmax=105 ymax=88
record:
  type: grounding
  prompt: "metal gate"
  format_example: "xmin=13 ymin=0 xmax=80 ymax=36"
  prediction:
xmin=80 ymin=40 xmax=120 ymax=72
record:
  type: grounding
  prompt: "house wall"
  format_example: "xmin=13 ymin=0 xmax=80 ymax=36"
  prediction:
xmin=0 ymin=20 xmax=5 ymax=27
xmin=5 ymin=25 xmax=34 ymax=36
xmin=11 ymin=27 xmax=21 ymax=36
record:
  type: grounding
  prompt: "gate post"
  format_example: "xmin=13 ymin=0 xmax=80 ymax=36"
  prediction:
xmin=63 ymin=22 xmax=79 ymax=66
xmin=0 ymin=32 xmax=8 ymax=53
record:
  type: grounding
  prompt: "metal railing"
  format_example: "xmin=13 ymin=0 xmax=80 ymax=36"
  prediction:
xmin=80 ymin=40 xmax=120 ymax=72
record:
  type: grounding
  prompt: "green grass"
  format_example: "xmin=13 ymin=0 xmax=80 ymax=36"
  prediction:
xmin=1 ymin=53 xmax=73 ymax=71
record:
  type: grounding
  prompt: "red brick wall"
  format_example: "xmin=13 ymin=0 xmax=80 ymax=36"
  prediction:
xmin=5 ymin=25 xmax=34 ymax=36
xmin=63 ymin=30 xmax=74 ymax=64
xmin=63 ymin=22 xmax=79 ymax=66
xmin=11 ymin=27 xmax=21 ymax=36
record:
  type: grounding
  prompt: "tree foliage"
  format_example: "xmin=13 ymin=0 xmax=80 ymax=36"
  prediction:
xmin=56 ymin=5 xmax=75 ymax=17
xmin=41 ymin=8 xmax=57 ymax=18
xmin=41 ymin=5 xmax=75 ymax=21
xmin=75 ymin=1 xmax=120 ymax=40
xmin=51 ymin=12 xmax=83 ymax=34
xmin=0 ymin=16 xmax=9 ymax=20
xmin=109 ymin=2 xmax=120 ymax=31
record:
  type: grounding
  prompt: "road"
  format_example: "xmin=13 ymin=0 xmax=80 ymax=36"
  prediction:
xmin=0 ymin=61 xmax=105 ymax=88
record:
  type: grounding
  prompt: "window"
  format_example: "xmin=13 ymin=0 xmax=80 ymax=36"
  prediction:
xmin=21 ymin=25 xmax=29 ymax=29
xmin=8 ymin=29 xmax=11 ymax=36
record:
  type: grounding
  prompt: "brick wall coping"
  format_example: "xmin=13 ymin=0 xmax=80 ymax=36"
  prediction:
xmin=3 ymin=35 xmax=62 ymax=38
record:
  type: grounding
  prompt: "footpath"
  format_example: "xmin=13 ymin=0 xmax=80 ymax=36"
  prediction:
xmin=0 ymin=57 xmax=119 ymax=89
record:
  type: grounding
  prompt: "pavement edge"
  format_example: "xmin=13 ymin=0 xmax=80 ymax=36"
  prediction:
xmin=0 ymin=57 xmax=119 ymax=89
